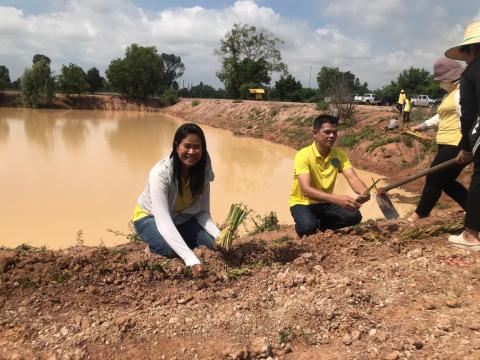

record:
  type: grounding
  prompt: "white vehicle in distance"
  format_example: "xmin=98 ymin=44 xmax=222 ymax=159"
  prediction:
xmin=411 ymin=94 xmax=437 ymax=107
xmin=354 ymin=93 xmax=378 ymax=104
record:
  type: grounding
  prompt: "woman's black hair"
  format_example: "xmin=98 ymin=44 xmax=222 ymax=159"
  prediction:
xmin=170 ymin=123 xmax=208 ymax=199
xmin=460 ymin=44 xmax=480 ymax=56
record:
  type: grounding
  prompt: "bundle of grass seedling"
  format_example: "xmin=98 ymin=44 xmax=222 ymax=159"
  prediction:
xmin=216 ymin=203 xmax=250 ymax=250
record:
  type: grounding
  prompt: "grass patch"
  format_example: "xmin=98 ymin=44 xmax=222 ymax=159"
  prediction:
xmin=191 ymin=100 xmax=200 ymax=107
xmin=14 ymin=243 xmax=47 ymax=252
xmin=338 ymin=125 xmax=376 ymax=148
xmin=316 ymin=100 xmax=329 ymax=111
xmin=227 ymin=266 xmax=251 ymax=280
xmin=367 ymin=135 xmax=401 ymax=152
xmin=273 ymin=235 xmax=293 ymax=244
xmin=140 ymin=260 xmax=169 ymax=272
xmin=49 ymin=270 xmax=73 ymax=284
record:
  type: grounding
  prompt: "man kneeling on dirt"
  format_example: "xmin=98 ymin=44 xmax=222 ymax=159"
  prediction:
xmin=289 ymin=114 xmax=370 ymax=236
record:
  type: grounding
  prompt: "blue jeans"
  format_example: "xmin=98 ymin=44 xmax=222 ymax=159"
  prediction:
xmin=290 ymin=203 xmax=362 ymax=236
xmin=133 ymin=216 xmax=215 ymax=258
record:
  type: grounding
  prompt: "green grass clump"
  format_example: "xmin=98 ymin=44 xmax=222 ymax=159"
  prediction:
xmin=367 ymin=136 xmax=401 ymax=152
xmin=338 ymin=126 xmax=376 ymax=148
xmin=250 ymin=211 xmax=280 ymax=234
xmin=191 ymin=100 xmax=200 ymax=107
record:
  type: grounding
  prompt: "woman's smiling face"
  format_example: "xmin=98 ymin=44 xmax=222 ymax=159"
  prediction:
xmin=176 ymin=134 xmax=203 ymax=169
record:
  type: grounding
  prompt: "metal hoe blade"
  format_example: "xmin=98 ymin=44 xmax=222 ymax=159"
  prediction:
xmin=376 ymin=193 xmax=400 ymax=220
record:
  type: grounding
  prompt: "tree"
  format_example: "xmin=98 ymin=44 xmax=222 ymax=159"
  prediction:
xmin=86 ymin=67 xmax=104 ymax=93
xmin=0 ymin=65 xmax=10 ymax=90
xmin=106 ymin=43 xmax=164 ymax=99
xmin=316 ymin=66 xmax=368 ymax=99
xmin=21 ymin=58 xmax=55 ymax=108
xmin=274 ymin=74 xmax=303 ymax=101
xmin=58 ymin=63 xmax=88 ymax=95
xmin=161 ymin=53 xmax=185 ymax=89
xmin=215 ymin=23 xmax=287 ymax=98
xmin=33 ymin=54 xmax=51 ymax=65
xmin=397 ymin=67 xmax=431 ymax=95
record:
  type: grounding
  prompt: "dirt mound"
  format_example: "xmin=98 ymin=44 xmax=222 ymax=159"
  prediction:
xmin=1 ymin=211 xmax=479 ymax=359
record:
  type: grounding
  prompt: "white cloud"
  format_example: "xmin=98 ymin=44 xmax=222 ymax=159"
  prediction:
xmin=0 ymin=0 xmax=480 ymax=89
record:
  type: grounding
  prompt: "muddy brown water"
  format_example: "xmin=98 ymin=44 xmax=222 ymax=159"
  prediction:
xmin=0 ymin=108 xmax=414 ymax=249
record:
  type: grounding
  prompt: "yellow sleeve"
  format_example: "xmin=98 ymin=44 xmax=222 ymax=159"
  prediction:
xmin=337 ymin=150 xmax=352 ymax=172
xmin=294 ymin=150 xmax=310 ymax=175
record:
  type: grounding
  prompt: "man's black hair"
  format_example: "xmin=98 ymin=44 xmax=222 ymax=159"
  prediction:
xmin=313 ymin=114 xmax=339 ymax=130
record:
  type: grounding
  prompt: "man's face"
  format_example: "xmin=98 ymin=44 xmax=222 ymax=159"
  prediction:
xmin=313 ymin=122 xmax=338 ymax=149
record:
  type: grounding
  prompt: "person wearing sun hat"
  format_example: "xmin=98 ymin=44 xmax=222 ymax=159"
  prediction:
xmin=444 ymin=20 xmax=480 ymax=250
xmin=409 ymin=56 xmax=468 ymax=222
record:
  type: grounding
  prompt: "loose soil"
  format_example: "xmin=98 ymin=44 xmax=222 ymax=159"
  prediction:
xmin=1 ymin=95 xmax=477 ymax=359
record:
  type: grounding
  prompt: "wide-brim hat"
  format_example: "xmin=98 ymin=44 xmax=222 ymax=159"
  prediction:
xmin=433 ymin=56 xmax=465 ymax=82
xmin=445 ymin=21 xmax=480 ymax=60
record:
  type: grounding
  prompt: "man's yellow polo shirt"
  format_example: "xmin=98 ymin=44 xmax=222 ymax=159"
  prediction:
xmin=289 ymin=143 xmax=352 ymax=207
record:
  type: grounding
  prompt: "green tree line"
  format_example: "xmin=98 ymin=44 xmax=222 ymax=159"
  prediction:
xmin=0 ymin=22 xmax=445 ymax=108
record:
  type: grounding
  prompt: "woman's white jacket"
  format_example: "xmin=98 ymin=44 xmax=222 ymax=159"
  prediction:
xmin=137 ymin=156 xmax=220 ymax=266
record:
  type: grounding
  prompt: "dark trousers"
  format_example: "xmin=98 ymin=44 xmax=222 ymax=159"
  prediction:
xmin=290 ymin=203 xmax=362 ymax=236
xmin=396 ymin=103 xmax=403 ymax=113
xmin=403 ymin=110 xmax=411 ymax=122
xmin=465 ymin=151 xmax=480 ymax=231
xmin=415 ymin=144 xmax=469 ymax=217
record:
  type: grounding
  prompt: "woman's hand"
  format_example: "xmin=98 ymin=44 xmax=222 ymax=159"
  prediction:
xmin=191 ymin=264 xmax=204 ymax=278
xmin=410 ymin=125 xmax=423 ymax=132
xmin=456 ymin=150 xmax=473 ymax=164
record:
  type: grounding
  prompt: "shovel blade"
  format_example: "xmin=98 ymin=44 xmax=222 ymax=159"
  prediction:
xmin=376 ymin=193 xmax=400 ymax=220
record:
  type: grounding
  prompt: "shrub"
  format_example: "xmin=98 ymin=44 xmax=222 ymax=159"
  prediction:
xmin=191 ymin=100 xmax=200 ymax=107
xmin=250 ymin=211 xmax=280 ymax=234
xmin=316 ymin=100 xmax=329 ymax=111
xmin=338 ymin=126 xmax=376 ymax=147
xmin=160 ymin=88 xmax=178 ymax=106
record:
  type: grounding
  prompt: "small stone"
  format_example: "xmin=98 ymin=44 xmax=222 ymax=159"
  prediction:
xmin=177 ymin=295 xmax=194 ymax=305
xmin=446 ymin=298 xmax=461 ymax=308
xmin=408 ymin=248 xmax=423 ymax=259
xmin=249 ymin=337 xmax=272 ymax=357
xmin=342 ymin=334 xmax=352 ymax=346
xmin=467 ymin=323 xmax=480 ymax=330
xmin=383 ymin=350 xmax=400 ymax=360
xmin=414 ymin=341 xmax=424 ymax=350
xmin=369 ymin=328 xmax=377 ymax=336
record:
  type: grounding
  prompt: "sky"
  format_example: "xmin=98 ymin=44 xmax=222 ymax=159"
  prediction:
xmin=1 ymin=0 xmax=480 ymax=90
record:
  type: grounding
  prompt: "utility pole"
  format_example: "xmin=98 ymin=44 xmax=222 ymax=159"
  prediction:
xmin=309 ymin=65 xmax=312 ymax=88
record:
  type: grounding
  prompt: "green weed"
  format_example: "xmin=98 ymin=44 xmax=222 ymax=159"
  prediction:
xmin=273 ymin=235 xmax=292 ymax=244
xmin=49 ymin=270 xmax=73 ymax=284
xmin=107 ymin=224 xmax=142 ymax=243
xmin=191 ymin=100 xmax=200 ymax=107
xmin=227 ymin=266 xmax=251 ymax=280
xmin=250 ymin=211 xmax=280 ymax=234
xmin=338 ymin=126 xmax=376 ymax=148
xmin=367 ymin=136 xmax=401 ymax=152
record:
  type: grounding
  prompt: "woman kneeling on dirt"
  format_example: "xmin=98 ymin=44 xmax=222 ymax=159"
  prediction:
xmin=409 ymin=56 xmax=468 ymax=221
xmin=132 ymin=123 xmax=220 ymax=276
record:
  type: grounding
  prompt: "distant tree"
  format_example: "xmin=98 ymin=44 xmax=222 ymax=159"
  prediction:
xmin=33 ymin=54 xmax=51 ymax=65
xmin=161 ymin=53 xmax=185 ymax=89
xmin=21 ymin=58 xmax=55 ymax=108
xmin=397 ymin=67 xmax=431 ymax=94
xmin=86 ymin=67 xmax=104 ymax=93
xmin=10 ymin=78 xmax=21 ymax=90
xmin=0 ymin=65 xmax=10 ymax=90
xmin=316 ymin=66 xmax=367 ymax=99
xmin=106 ymin=44 xmax=164 ymax=99
xmin=215 ymin=23 xmax=287 ymax=98
xmin=378 ymin=67 xmax=442 ymax=99
xmin=274 ymin=74 xmax=303 ymax=101
xmin=58 ymin=63 xmax=88 ymax=95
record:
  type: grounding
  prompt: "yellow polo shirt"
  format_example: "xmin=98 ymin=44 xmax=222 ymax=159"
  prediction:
xmin=289 ymin=143 xmax=352 ymax=207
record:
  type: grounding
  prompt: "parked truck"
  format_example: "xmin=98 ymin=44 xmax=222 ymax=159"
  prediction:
xmin=354 ymin=93 xmax=378 ymax=104
xmin=411 ymin=94 xmax=437 ymax=107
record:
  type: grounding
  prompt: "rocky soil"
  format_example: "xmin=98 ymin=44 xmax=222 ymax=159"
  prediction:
xmin=1 ymin=211 xmax=480 ymax=360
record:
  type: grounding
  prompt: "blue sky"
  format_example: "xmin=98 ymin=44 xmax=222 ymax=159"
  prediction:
xmin=1 ymin=0 xmax=480 ymax=90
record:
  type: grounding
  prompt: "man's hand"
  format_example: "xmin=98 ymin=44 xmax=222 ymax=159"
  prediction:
xmin=334 ymin=195 xmax=361 ymax=211
xmin=191 ymin=264 xmax=204 ymax=278
xmin=410 ymin=125 xmax=423 ymax=132
xmin=456 ymin=150 xmax=473 ymax=164
xmin=356 ymin=192 xmax=370 ymax=204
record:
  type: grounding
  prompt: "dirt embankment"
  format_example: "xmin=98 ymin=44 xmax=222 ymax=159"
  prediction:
xmin=2 ymin=212 xmax=480 ymax=359
xmin=0 ymin=91 xmax=164 ymax=112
